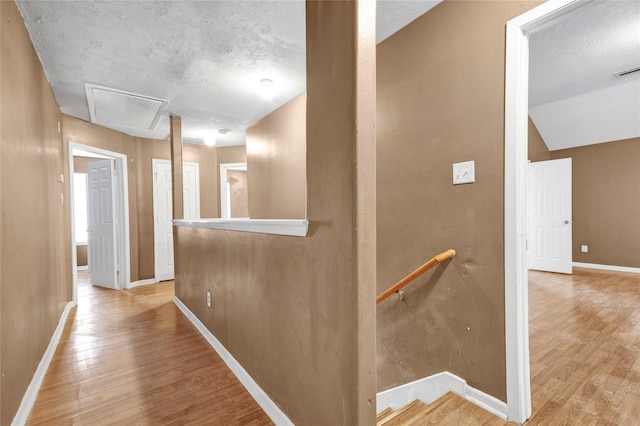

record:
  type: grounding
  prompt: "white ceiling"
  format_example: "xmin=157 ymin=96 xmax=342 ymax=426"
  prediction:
xmin=17 ymin=1 xmax=639 ymax=151
xmin=529 ymin=0 xmax=640 ymax=151
xmin=17 ymin=0 xmax=441 ymax=147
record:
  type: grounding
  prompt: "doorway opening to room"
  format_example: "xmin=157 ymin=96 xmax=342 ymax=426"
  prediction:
xmin=152 ymin=158 xmax=201 ymax=281
xmin=505 ymin=0 xmax=639 ymax=422
xmin=68 ymin=141 xmax=131 ymax=303
xmin=219 ymin=162 xmax=249 ymax=219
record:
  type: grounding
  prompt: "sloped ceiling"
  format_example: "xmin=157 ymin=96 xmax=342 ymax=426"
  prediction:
xmin=529 ymin=0 xmax=640 ymax=151
xmin=17 ymin=0 xmax=441 ymax=146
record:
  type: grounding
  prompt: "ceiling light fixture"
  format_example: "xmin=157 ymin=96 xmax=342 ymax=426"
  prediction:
xmin=260 ymin=78 xmax=274 ymax=100
xmin=204 ymin=136 xmax=216 ymax=147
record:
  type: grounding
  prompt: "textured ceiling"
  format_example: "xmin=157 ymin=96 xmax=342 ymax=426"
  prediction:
xmin=18 ymin=1 xmax=638 ymax=150
xmin=529 ymin=0 xmax=640 ymax=150
xmin=17 ymin=0 xmax=441 ymax=146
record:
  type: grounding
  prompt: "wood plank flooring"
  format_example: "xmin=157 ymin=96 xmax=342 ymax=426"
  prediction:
xmin=27 ymin=271 xmax=272 ymax=425
xmin=27 ymin=268 xmax=640 ymax=424
xmin=411 ymin=268 xmax=640 ymax=425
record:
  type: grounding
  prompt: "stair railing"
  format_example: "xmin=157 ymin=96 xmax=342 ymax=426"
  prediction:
xmin=376 ymin=249 xmax=456 ymax=304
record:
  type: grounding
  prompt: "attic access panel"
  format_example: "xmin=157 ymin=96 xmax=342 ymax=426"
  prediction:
xmin=85 ymin=83 xmax=169 ymax=131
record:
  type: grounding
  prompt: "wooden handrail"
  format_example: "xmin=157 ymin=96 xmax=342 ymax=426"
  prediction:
xmin=376 ymin=249 xmax=456 ymax=304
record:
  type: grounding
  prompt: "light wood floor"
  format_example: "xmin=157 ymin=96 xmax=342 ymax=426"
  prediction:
xmin=28 ymin=268 xmax=640 ymax=425
xmin=27 ymin=271 xmax=273 ymax=425
xmin=417 ymin=268 xmax=640 ymax=425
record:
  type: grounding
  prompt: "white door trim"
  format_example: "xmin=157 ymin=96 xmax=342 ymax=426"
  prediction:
xmin=219 ymin=162 xmax=247 ymax=219
xmin=68 ymin=141 xmax=131 ymax=301
xmin=504 ymin=0 xmax=587 ymax=422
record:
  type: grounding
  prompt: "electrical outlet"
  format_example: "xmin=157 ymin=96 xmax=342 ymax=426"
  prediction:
xmin=581 ymin=245 xmax=588 ymax=253
xmin=206 ymin=291 xmax=212 ymax=308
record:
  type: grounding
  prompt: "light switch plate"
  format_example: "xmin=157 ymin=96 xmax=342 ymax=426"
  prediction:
xmin=581 ymin=245 xmax=588 ymax=253
xmin=453 ymin=160 xmax=475 ymax=185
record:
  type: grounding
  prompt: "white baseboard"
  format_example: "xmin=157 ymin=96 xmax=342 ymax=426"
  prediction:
xmin=76 ymin=265 xmax=88 ymax=271
xmin=376 ymin=371 xmax=508 ymax=421
xmin=173 ymin=296 xmax=294 ymax=426
xmin=12 ymin=301 xmax=75 ymax=426
xmin=573 ymin=262 xmax=640 ymax=274
xmin=128 ymin=278 xmax=156 ymax=289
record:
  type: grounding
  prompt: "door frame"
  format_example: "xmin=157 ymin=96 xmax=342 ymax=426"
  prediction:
xmin=152 ymin=159 xmax=200 ymax=281
xmin=68 ymin=141 xmax=131 ymax=302
xmin=504 ymin=0 xmax=587 ymax=422
xmin=219 ymin=162 xmax=247 ymax=218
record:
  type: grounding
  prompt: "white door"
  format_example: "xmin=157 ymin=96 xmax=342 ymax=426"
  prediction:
xmin=182 ymin=163 xmax=200 ymax=220
xmin=87 ymin=159 xmax=118 ymax=288
xmin=528 ymin=158 xmax=572 ymax=274
xmin=153 ymin=160 xmax=200 ymax=281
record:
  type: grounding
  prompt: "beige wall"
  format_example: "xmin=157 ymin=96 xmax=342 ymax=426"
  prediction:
xmin=376 ymin=0 xmax=541 ymax=401
xmin=1 ymin=2 xmax=70 ymax=422
xmin=227 ymin=170 xmax=249 ymax=217
xmin=528 ymin=117 xmax=550 ymax=162
xmin=216 ymin=145 xmax=247 ymax=217
xmin=551 ymin=138 xmax=640 ymax=268
xmin=73 ymin=156 xmax=97 ymax=173
xmin=246 ymin=93 xmax=306 ymax=219
xmin=174 ymin=2 xmax=377 ymax=424
xmin=76 ymin=244 xmax=88 ymax=267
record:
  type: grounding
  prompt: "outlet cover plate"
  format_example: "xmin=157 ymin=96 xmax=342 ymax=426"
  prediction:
xmin=453 ymin=160 xmax=475 ymax=185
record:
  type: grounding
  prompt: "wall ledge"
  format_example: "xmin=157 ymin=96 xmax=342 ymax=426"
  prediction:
xmin=376 ymin=371 xmax=508 ymax=421
xmin=173 ymin=218 xmax=309 ymax=237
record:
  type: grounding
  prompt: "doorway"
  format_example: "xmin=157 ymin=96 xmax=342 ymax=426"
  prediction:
xmin=68 ymin=141 xmax=131 ymax=303
xmin=152 ymin=159 xmax=200 ymax=281
xmin=219 ymin=162 xmax=248 ymax=219
xmin=504 ymin=0 xmax=589 ymax=422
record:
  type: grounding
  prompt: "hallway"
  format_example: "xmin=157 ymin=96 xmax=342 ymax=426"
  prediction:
xmin=27 ymin=272 xmax=272 ymax=425
xmin=25 ymin=268 xmax=640 ymax=424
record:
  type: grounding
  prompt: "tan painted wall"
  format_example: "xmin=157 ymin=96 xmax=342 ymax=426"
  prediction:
xmin=376 ymin=0 xmax=541 ymax=401
xmin=216 ymin=145 xmax=247 ymax=217
xmin=246 ymin=93 xmax=306 ymax=219
xmin=227 ymin=169 xmax=249 ymax=217
xmin=1 ymin=2 xmax=70 ymax=422
xmin=76 ymin=244 xmax=88 ymax=267
xmin=73 ymin=156 xmax=96 ymax=173
xmin=174 ymin=2 xmax=377 ymax=424
xmin=551 ymin=138 xmax=640 ymax=268
xmin=528 ymin=117 xmax=550 ymax=162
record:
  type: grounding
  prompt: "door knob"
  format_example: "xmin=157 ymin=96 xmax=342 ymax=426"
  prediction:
xmin=563 ymin=220 xmax=571 ymax=224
